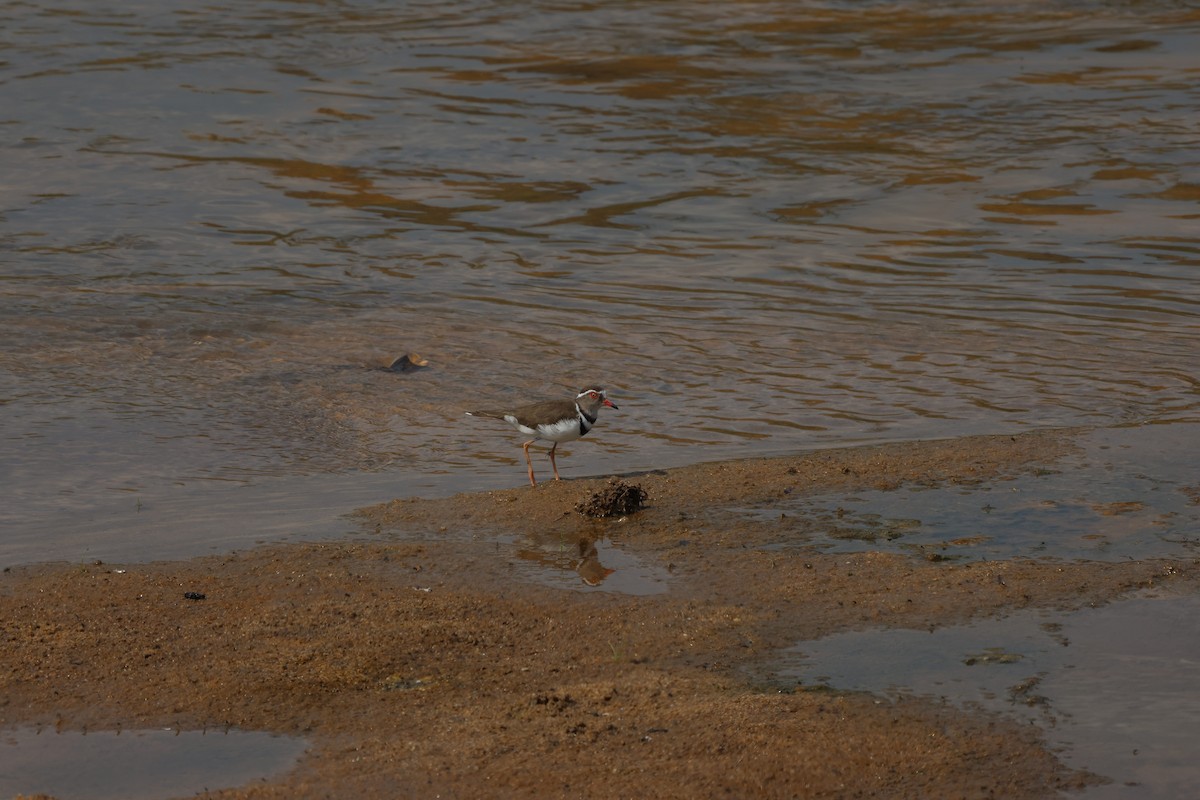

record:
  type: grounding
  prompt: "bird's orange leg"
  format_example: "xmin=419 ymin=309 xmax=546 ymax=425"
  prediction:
xmin=548 ymin=442 xmax=562 ymax=481
xmin=522 ymin=440 xmax=537 ymax=486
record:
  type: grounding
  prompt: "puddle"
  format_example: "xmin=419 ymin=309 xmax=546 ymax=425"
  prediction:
xmin=752 ymin=424 xmax=1200 ymax=561
xmin=0 ymin=727 xmax=307 ymax=800
xmin=771 ymin=592 xmax=1200 ymax=799
xmin=366 ymin=516 xmax=671 ymax=595
xmin=507 ymin=534 xmax=671 ymax=595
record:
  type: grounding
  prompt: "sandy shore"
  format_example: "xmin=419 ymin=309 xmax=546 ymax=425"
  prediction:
xmin=4 ymin=429 xmax=1198 ymax=798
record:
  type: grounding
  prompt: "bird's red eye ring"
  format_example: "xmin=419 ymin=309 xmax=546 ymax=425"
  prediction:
xmin=588 ymin=391 xmax=599 ymax=398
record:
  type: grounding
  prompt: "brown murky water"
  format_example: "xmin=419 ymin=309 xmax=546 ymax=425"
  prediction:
xmin=0 ymin=727 xmax=306 ymax=800
xmin=3 ymin=1 xmax=1199 ymax=558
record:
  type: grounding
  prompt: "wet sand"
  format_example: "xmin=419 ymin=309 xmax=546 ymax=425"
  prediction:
xmin=4 ymin=429 xmax=1199 ymax=798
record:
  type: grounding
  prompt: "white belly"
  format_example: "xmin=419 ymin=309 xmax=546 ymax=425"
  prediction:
xmin=507 ymin=414 xmax=582 ymax=443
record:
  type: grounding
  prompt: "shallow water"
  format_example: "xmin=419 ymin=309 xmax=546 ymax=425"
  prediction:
xmin=507 ymin=531 xmax=671 ymax=595
xmin=2 ymin=0 xmax=1199 ymax=564
xmin=773 ymin=591 xmax=1200 ymax=799
xmin=749 ymin=423 xmax=1200 ymax=562
xmin=0 ymin=727 xmax=306 ymax=800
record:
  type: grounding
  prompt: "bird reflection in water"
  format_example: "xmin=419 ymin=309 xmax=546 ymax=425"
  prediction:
xmin=514 ymin=535 xmax=616 ymax=588
xmin=575 ymin=538 xmax=616 ymax=586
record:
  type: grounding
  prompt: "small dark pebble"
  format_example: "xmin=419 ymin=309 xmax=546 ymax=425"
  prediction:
xmin=183 ymin=591 xmax=206 ymax=601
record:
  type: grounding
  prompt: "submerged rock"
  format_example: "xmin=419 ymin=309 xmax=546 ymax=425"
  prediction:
xmin=383 ymin=353 xmax=429 ymax=372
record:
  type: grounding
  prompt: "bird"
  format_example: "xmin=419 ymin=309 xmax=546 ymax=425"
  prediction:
xmin=466 ymin=386 xmax=618 ymax=486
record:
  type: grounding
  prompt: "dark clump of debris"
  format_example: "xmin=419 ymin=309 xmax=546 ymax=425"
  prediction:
xmin=575 ymin=479 xmax=648 ymax=518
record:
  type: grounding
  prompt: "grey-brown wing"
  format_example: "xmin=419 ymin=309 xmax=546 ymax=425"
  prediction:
xmin=511 ymin=399 xmax=574 ymax=429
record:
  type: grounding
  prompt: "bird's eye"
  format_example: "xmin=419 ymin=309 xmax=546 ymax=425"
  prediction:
xmin=589 ymin=391 xmax=599 ymax=398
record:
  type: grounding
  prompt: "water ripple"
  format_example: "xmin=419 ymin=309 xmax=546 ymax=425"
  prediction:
xmin=1 ymin=0 xmax=1197 ymax=523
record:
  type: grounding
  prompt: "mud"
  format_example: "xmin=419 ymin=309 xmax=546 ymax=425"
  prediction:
xmin=4 ymin=428 xmax=1198 ymax=798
